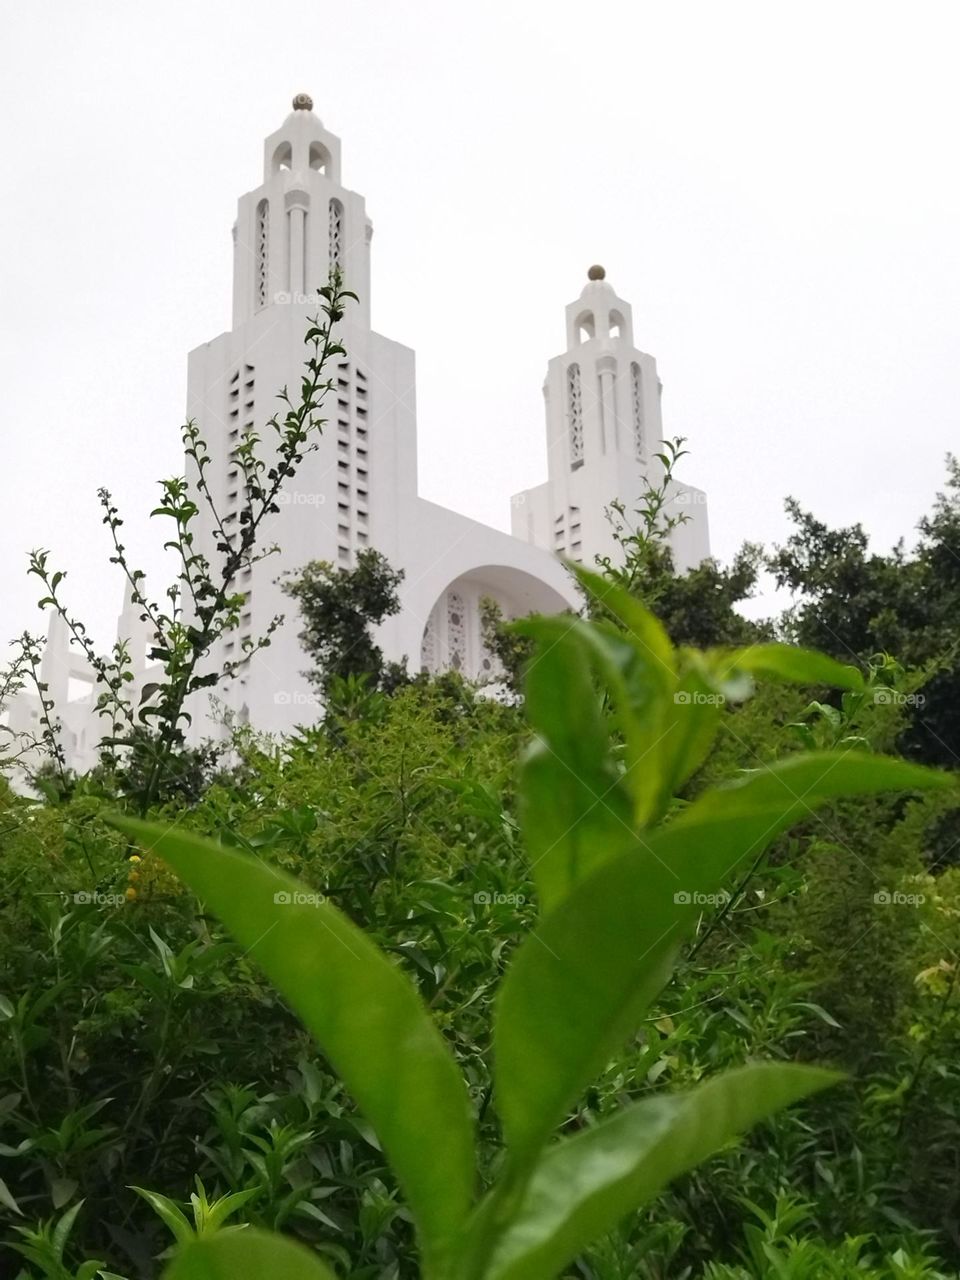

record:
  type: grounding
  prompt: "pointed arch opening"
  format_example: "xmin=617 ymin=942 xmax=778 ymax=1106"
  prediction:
xmin=575 ymin=310 xmax=595 ymax=343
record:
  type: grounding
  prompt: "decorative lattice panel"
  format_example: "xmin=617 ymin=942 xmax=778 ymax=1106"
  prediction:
xmin=329 ymin=199 xmax=343 ymax=270
xmin=446 ymin=591 xmax=466 ymax=672
xmin=255 ymin=201 xmax=269 ymax=310
xmin=631 ymin=362 xmax=644 ymax=459
xmin=568 ymin=363 xmax=583 ymax=467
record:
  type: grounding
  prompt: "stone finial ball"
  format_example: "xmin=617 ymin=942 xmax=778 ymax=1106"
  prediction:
xmin=292 ymin=93 xmax=314 ymax=111
xmin=587 ymin=264 xmax=606 ymax=281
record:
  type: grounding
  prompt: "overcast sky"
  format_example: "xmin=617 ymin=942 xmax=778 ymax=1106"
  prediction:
xmin=2 ymin=0 xmax=958 ymax=651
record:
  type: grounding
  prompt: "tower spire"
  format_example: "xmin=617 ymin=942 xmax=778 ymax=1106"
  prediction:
xmin=228 ymin=97 xmax=372 ymax=328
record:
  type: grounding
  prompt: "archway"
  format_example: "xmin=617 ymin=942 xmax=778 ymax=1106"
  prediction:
xmin=418 ymin=564 xmax=572 ymax=680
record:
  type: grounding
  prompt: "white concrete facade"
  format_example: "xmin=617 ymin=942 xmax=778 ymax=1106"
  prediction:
xmin=6 ymin=97 xmax=708 ymax=766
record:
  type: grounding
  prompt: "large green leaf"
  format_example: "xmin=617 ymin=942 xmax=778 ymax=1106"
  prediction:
xmin=516 ymin=620 xmax=634 ymax=914
xmin=495 ymin=752 xmax=951 ymax=1160
xmin=484 ymin=1064 xmax=839 ymax=1280
xmin=161 ymin=1228 xmax=335 ymax=1279
xmin=567 ymin=564 xmax=674 ymax=684
xmin=516 ymin=593 xmax=677 ymax=910
xmin=565 ymin=565 xmax=677 ymax=828
xmin=724 ymin=643 xmax=864 ymax=691
xmin=646 ymin=652 xmax=745 ymax=822
xmin=113 ymin=818 xmax=474 ymax=1274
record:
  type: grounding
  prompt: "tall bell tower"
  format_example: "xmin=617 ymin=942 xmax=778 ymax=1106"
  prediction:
xmin=511 ymin=266 xmax=709 ymax=571
xmin=185 ymin=96 xmax=418 ymax=737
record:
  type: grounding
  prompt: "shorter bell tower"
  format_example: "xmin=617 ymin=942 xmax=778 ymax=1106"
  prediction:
xmin=511 ymin=266 xmax=709 ymax=572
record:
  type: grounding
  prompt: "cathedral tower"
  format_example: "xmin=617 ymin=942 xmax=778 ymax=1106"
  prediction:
xmin=511 ymin=266 xmax=709 ymax=572
xmin=185 ymin=96 xmax=419 ymax=736
xmin=184 ymin=97 xmax=575 ymax=739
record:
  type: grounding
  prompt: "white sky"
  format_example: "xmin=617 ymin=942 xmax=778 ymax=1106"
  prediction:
xmin=2 ymin=0 xmax=958 ymax=651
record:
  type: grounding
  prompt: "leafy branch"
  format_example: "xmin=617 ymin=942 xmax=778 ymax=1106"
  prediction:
xmin=26 ymin=273 xmax=355 ymax=813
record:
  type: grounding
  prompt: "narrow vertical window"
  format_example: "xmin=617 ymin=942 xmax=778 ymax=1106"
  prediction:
xmin=329 ymin=198 xmax=343 ymax=271
xmin=568 ymin=363 xmax=584 ymax=468
xmin=255 ymin=199 xmax=269 ymax=310
xmin=631 ymin=361 xmax=644 ymax=459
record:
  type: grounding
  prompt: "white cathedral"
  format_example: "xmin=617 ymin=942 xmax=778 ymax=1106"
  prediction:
xmin=7 ymin=96 xmax=709 ymax=772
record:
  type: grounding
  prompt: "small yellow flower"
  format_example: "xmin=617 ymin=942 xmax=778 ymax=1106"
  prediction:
xmin=128 ymin=854 xmax=141 ymax=864
xmin=128 ymin=869 xmax=140 ymax=882
xmin=125 ymin=886 xmax=138 ymax=901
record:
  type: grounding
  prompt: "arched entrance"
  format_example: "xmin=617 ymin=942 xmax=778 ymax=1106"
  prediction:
xmin=419 ymin=565 xmax=573 ymax=680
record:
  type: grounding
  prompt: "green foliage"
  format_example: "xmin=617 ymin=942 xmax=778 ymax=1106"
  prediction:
xmin=7 ymin=1200 xmax=126 ymax=1280
xmin=282 ymin=548 xmax=406 ymax=701
xmin=160 ymin=1228 xmax=335 ymax=1280
xmin=5 ymin=320 xmax=960 ymax=1278
xmin=0 ymin=681 xmax=523 ymax=1277
xmin=700 ymin=1193 xmax=950 ymax=1278
xmin=478 ymin=597 xmax=535 ymax=699
xmin=17 ymin=275 xmax=355 ymax=812
xmin=113 ymin=823 xmax=476 ymax=1276
xmin=112 ymin=569 xmax=950 ymax=1280
xmin=769 ymin=457 xmax=960 ymax=764
xmin=618 ymin=541 xmax=773 ymax=649
xmin=597 ymin=435 xmax=692 ymax=587
xmin=131 ymin=1179 xmax=259 ymax=1245
xmin=593 ymin=434 xmax=771 ymax=649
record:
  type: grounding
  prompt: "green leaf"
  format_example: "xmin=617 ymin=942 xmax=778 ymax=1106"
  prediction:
xmin=50 ymin=1176 xmax=78 ymax=1209
xmin=113 ymin=817 xmax=474 ymax=1273
xmin=568 ymin=563 xmax=674 ymax=683
xmin=495 ymin=751 xmax=951 ymax=1160
xmin=132 ymin=1186 xmax=195 ymax=1244
xmin=516 ymin=623 xmax=633 ymax=914
xmin=484 ymin=1064 xmax=840 ymax=1280
xmin=52 ymin=1198 xmax=85 ymax=1257
xmin=198 ymin=1187 xmax=260 ymax=1232
xmin=119 ymin=963 xmax=168 ymax=1001
xmin=161 ymin=1229 xmax=336 ymax=1280
xmin=682 ymin=751 xmax=950 ymax=831
xmin=78 ymin=1262 xmax=113 ymax=1280
xmin=648 ymin=656 xmax=732 ymax=819
xmin=793 ymin=1001 xmax=843 ymax=1029
xmin=565 ymin=565 xmax=678 ymax=828
xmin=0 ymin=1175 xmax=22 ymax=1216
xmin=725 ymin=643 xmax=864 ymax=691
